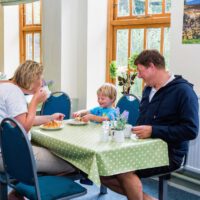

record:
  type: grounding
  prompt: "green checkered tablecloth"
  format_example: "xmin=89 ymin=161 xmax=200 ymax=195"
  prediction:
xmin=31 ymin=121 xmax=169 ymax=185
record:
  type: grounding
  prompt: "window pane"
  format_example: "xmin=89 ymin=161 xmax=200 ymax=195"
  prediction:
xmin=132 ymin=0 xmax=145 ymax=15
xmin=116 ymin=29 xmax=129 ymax=67
xmin=130 ymin=29 xmax=144 ymax=98
xmin=34 ymin=33 xmax=40 ymax=62
xmin=33 ymin=1 xmax=40 ymax=24
xmin=163 ymin=27 xmax=170 ymax=69
xmin=26 ymin=33 xmax=33 ymax=60
xmin=118 ymin=0 xmax=129 ymax=17
xmin=146 ymin=28 xmax=161 ymax=51
xmin=25 ymin=3 xmax=32 ymax=25
xmin=165 ymin=0 xmax=171 ymax=13
xmin=148 ymin=0 xmax=162 ymax=14
xmin=131 ymin=29 xmax=144 ymax=55
xmin=131 ymin=77 xmax=143 ymax=98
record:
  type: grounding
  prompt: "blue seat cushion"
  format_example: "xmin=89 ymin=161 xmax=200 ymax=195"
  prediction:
xmin=15 ymin=176 xmax=86 ymax=200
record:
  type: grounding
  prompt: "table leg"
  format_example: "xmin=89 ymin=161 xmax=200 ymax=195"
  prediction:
xmin=100 ymin=184 xmax=107 ymax=194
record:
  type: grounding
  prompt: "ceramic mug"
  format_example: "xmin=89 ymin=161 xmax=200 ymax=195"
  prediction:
xmin=42 ymin=86 xmax=51 ymax=98
xmin=113 ymin=130 xmax=124 ymax=143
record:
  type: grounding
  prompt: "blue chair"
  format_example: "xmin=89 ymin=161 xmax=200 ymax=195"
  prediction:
xmin=40 ymin=91 xmax=71 ymax=119
xmin=0 ymin=118 xmax=87 ymax=200
xmin=116 ymin=94 xmax=140 ymax=126
xmin=157 ymin=154 xmax=187 ymax=200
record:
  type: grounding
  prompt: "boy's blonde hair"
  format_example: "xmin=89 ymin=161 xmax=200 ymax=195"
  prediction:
xmin=12 ymin=60 xmax=44 ymax=90
xmin=97 ymin=83 xmax=117 ymax=102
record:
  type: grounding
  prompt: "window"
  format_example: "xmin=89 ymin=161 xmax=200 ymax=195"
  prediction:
xmin=106 ymin=0 xmax=171 ymax=97
xmin=19 ymin=0 xmax=42 ymax=63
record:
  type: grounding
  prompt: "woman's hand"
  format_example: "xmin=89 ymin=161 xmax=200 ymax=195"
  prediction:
xmin=132 ymin=125 xmax=152 ymax=139
xmin=51 ymin=113 xmax=65 ymax=121
xmin=32 ymin=88 xmax=48 ymax=104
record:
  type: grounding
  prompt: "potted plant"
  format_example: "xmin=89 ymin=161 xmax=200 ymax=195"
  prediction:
xmin=110 ymin=108 xmax=129 ymax=142
xmin=111 ymin=107 xmax=129 ymax=131
xmin=109 ymin=53 xmax=138 ymax=94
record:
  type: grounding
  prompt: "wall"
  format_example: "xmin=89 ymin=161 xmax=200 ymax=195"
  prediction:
xmin=0 ymin=5 xmax=19 ymax=78
xmin=42 ymin=0 xmax=86 ymax=112
xmin=3 ymin=5 xmax=19 ymax=78
xmin=0 ymin=6 xmax=3 ymax=72
xmin=170 ymin=0 xmax=200 ymax=94
xmin=86 ymin=0 xmax=107 ymax=108
xmin=61 ymin=0 xmax=87 ymax=110
xmin=42 ymin=0 xmax=107 ymax=110
xmin=42 ymin=0 xmax=62 ymax=90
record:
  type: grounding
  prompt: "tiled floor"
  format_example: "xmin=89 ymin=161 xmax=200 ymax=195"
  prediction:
xmin=74 ymin=178 xmax=200 ymax=200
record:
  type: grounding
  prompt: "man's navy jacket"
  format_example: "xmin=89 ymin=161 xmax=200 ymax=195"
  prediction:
xmin=137 ymin=75 xmax=199 ymax=165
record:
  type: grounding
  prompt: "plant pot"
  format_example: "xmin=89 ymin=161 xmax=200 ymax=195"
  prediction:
xmin=113 ymin=130 xmax=125 ymax=143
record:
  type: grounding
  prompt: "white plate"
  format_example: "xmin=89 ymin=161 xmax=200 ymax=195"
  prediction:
xmin=66 ymin=119 xmax=88 ymax=126
xmin=39 ymin=124 xmax=64 ymax=131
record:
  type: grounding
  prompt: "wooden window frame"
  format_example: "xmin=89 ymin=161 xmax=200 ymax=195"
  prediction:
xmin=19 ymin=1 xmax=42 ymax=63
xmin=106 ymin=0 xmax=171 ymax=82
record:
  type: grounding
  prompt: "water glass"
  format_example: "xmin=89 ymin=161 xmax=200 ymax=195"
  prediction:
xmin=124 ymin=124 xmax=132 ymax=138
xmin=101 ymin=121 xmax=110 ymax=142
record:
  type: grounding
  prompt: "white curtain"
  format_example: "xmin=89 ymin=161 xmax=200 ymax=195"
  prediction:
xmin=0 ymin=0 xmax=38 ymax=6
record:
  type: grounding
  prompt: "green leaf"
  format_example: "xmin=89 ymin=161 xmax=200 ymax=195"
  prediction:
xmin=128 ymin=53 xmax=139 ymax=70
xmin=109 ymin=61 xmax=117 ymax=79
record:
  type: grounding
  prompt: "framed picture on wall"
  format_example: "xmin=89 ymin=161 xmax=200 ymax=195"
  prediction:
xmin=182 ymin=0 xmax=200 ymax=44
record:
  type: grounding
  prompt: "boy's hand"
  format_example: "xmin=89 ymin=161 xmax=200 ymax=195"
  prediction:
xmin=81 ymin=114 xmax=92 ymax=122
xmin=72 ymin=112 xmax=81 ymax=118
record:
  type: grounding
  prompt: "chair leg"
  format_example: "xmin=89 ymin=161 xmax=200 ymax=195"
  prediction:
xmin=100 ymin=184 xmax=107 ymax=194
xmin=158 ymin=176 xmax=168 ymax=200
xmin=0 ymin=173 xmax=8 ymax=200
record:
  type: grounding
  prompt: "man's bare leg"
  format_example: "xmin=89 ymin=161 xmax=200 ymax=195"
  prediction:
xmin=117 ymin=172 xmax=143 ymax=200
xmin=100 ymin=176 xmax=125 ymax=195
xmin=143 ymin=192 xmax=158 ymax=200
xmin=101 ymin=172 xmax=157 ymax=200
xmin=101 ymin=172 xmax=143 ymax=200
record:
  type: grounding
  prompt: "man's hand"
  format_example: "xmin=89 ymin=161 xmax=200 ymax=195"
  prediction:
xmin=132 ymin=125 xmax=152 ymax=139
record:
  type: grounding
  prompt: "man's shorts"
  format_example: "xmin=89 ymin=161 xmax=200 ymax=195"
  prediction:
xmin=136 ymin=158 xmax=180 ymax=178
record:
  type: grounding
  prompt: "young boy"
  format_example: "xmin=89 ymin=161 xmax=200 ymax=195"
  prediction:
xmin=73 ymin=83 xmax=117 ymax=123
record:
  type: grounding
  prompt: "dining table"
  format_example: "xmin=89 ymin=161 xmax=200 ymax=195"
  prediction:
xmin=31 ymin=120 xmax=169 ymax=186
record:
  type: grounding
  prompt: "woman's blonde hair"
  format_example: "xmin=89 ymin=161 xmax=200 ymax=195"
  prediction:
xmin=12 ymin=60 xmax=44 ymax=90
xmin=97 ymin=83 xmax=117 ymax=102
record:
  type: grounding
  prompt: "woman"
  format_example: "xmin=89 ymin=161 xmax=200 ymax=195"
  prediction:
xmin=0 ymin=60 xmax=74 ymax=200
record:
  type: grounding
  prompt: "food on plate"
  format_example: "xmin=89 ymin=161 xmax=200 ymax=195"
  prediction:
xmin=42 ymin=120 xmax=62 ymax=128
xmin=74 ymin=117 xmax=82 ymax=121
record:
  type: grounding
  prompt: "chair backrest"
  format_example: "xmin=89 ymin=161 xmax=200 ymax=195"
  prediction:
xmin=0 ymin=118 xmax=41 ymax=198
xmin=40 ymin=91 xmax=71 ymax=119
xmin=116 ymin=94 xmax=140 ymax=126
